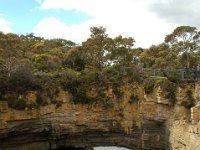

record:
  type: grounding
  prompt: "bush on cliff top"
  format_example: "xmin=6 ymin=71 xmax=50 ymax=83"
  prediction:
xmin=144 ymin=77 xmax=177 ymax=104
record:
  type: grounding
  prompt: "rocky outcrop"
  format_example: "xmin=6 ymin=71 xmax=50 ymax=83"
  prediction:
xmin=169 ymin=82 xmax=200 ymax=150
xmin=1 ymin=80 xmax=200 ymax=150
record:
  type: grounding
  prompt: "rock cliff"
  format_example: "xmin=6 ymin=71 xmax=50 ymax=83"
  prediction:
xmin=0 ymin=79 xmax=200 ymax=150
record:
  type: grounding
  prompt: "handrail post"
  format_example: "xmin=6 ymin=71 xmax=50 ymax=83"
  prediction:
xmin=181 ymin=69 xmax=184 ymax=80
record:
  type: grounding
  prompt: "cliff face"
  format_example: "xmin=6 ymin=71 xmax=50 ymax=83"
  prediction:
xmin=0 ymin=80 xmax=200 ymax=150
xmin=169 ymin=83 xmax=200 ymax=150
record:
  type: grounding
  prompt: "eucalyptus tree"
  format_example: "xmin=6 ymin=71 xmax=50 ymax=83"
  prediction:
xmin=82 ymin=26 xmax=137 ymax=70
xmin=165 ymin=26 xmax=200 ymax=68
xmin=140 ymin=43 xmax=179 ymax=69
xmin=0 ymin=33 xmax=22 ymax=77
xmin=108 ymin=35 xmax=135 ymax=66
xmin=82 ymin=26 xmax=110 ymax=70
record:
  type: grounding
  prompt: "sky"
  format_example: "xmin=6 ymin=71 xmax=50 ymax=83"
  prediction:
xmin=0 ymin=0 xmax=200 ymax=48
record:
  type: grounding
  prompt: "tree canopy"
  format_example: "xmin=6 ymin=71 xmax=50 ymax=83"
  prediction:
xmin=0 ymin=25 xmax=200 ymax=109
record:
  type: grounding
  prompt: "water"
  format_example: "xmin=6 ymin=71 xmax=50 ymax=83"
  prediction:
xmin=94 ymin=147 xmax=129 ymax=150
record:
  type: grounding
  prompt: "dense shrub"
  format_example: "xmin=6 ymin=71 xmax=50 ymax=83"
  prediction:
xmin=101 ymin=66 xmax=122 ymax=83
xmin=144 ymin=77 xmax=176 ymax=104
xmin=162 ymin=68 xmax=182 ymax=83
xmin=156 ymin=78 xmax=177 ymax=104
xmin=36 ymin=94 xmax=46 ymax=106
xmin=60 ymin=68 xmax=99 ymax=104
xmin=129 ymin=94 xmax=139 ymax=103
xmin=7 ymin=95 xmax=27 ymax=110
xmin=9 ymin=67 xmax=41 ymax=94
xmin=0 ymin=76 xmax=8 ymax=97
xmin=144 ymin=77 xmax=155 ymax=94
xmin=181 ymin=90 xmax=195 ymax=108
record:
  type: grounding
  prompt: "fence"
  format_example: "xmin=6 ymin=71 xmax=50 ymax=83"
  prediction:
xmin=141 ymin=68 xmax=200 ymax=81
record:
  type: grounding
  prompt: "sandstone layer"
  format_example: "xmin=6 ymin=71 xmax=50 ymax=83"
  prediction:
xmin=0 ymin=81 xmax=200 ymax=150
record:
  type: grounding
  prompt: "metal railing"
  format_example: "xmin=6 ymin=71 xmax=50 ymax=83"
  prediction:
xmin=141 ymin=68 xmax=200 ymax=81
xmin=120 ymin=66 xmax=200 ymax=81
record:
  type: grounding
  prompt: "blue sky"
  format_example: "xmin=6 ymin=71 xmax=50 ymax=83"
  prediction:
xmin=0 ymin=0 xmax=200 ymax=47
xmin=0 ymin=0 xmax=91 ymax=34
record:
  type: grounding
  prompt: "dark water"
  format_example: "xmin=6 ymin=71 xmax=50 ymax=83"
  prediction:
xmin=94 ymin=147 xmax=129 ymax=150
xmin=55 ymin=146 xmax=129 ymax=150
xmin=56 ymin=147 xmax=84 ymax=150
xmin=56 ymin=147 xmax=129 ymax=150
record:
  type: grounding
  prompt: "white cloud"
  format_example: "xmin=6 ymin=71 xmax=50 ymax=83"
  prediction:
xmin=0 ymin=18 xmax=12 ymax=33
xmin=33 ymin=17 xmax=68 ymax=38
xmin=149 ymin=0 xmax=200 ymax=27
xmin=33 ymin=17 xmax=91 ymax=43
xmin=34 ymin=0 xmax=179 ymax=47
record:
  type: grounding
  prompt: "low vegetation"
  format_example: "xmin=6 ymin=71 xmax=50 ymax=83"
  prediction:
xmin=181 ymin=90 xmax=196 ymax=108
xmin=144 ymin=77 xmax=177 ymax=104
xmin=0 ymin=26 xmax=200 ymax=109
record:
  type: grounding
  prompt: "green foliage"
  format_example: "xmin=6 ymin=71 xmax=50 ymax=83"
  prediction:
xmin=15 ymin=99 xmax=26 ymax=109
xmin=82 ymin=26 xmax=108 ymax=69
xmin=59 ymin=68 xmax=79 ymax=91
xmin=9 ymin=67 xmax=41 ymax=94
xmin=60 ymin=68 xmax=99 ymax=104
xmin=125 ymin=67 xmax=142 ymax=83
xmin=97 ymin=91 xmax=111 ymax=107
xmin=0 ymin=76 xmax=8 ymax=96
xmin=112 ymin=85 xmax=124 ymax=99
xmin=129 ymin=94 xmax=139 ymax=103
xmin=144 ymin=77 xmax=176 ymax=104
xmin=1 ymin=26 xmax=200 ymax=108
xmin=14 ymin=98 xmax=27 ymax=110
xmin=162 ymin=68 xmax=182 ymax=83
xmin=36 ymin=94 xmax=46 ymax=106
xmin=181 ymin=90 xmax=195 ymax=108
xmin=140 ymin=43 xmax=179 ymax=69
xmin=101 ymin=66 xmax=122 ymax=83
xmin=156 ymin=78 xmax=177 ymax=104
xmin=7 ymin=96 xmax=27 ymax=110
xmin=165 ymin=26 xmax=200 ymax=68
xmin=32 ymin=53 xmax=61 ymax=71
xmin=108 ymin=35 xmax=135 ymax=65
xmin=144 ymin=78 xmax=155 ymax=94
xmin=62 ymin=47 xmax=86 ymax=71
xmin=101 ymin=65 xmax=141 ymax=84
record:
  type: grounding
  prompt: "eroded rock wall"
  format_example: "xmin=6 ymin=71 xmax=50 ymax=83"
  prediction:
xmin=169 ymin=82 xmax=200 ymax=150
xmin=1 ymin=81 xmax=200 ymax=150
